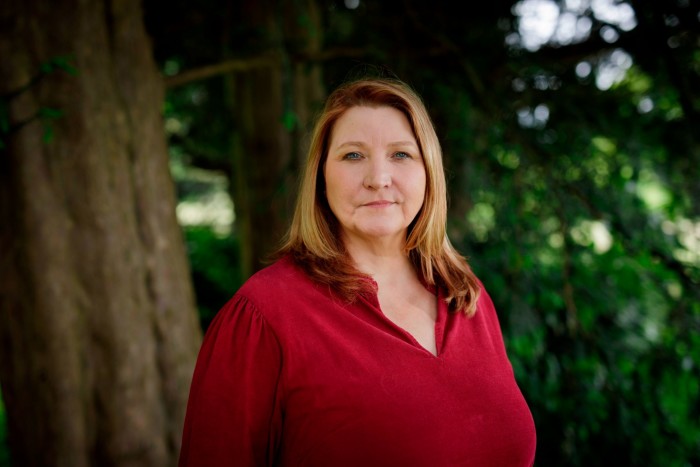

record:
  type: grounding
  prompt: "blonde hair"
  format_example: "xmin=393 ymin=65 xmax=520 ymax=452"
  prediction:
xmin=277 ymin=77 xmax=481 ymax=315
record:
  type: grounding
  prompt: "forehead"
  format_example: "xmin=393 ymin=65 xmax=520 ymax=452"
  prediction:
xmin=329 ymin=106 xmax=416 ymax=145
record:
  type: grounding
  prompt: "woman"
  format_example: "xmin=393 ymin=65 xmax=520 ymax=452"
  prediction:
xmin=179 ymin=77 xmax=537 ymax=466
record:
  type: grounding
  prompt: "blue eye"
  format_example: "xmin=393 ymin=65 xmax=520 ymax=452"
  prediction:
xmin=343 ymin=152 xmax=362 ymax=160
xmin=393 ymin=151 xmax=411 ymax=159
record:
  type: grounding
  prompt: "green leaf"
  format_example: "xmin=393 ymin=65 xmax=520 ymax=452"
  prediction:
xmin=42 ymin=125 xmax=54 ymax=144
xmin=281 ymin=110 xmax=297 ymax=132
xmin=39 ymin=107 xmax=64 ymax=120
xmin=51 ymin=55 xmax=78 ymax=76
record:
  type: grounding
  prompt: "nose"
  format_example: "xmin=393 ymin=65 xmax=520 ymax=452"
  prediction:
xmin=363 ymin=157 xmax=392 ymax=189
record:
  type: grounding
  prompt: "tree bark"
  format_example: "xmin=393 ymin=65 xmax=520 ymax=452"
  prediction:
xmin=226 ymin=64 xmax=292 ymax=278
xmin=0 ymin=1 xmax=202 ymax=466
xmin=222 ymin=0 xmax=325 ymax=277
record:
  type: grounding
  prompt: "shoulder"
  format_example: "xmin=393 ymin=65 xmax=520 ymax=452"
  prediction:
xmin=239 ymin=255 xmax=309 ymax=294
xmin=472 ymin=276 xmax=506 ymax=329
xmin=234 ymin=255 xmax=322 ymax=318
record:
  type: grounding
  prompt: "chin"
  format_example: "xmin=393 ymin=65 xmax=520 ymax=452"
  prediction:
xmin=355 ymin=225 xmax=407 ymax=240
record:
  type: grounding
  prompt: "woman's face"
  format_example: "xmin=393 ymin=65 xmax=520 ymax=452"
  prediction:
xmin=324 ymin=105 xmax=426 ymax=248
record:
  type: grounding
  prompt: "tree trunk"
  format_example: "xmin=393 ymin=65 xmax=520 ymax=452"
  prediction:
xmin=226 ymin=65 xmax=293 ymax=278
xmin=290 ymin=0 xmax=327 ymax=176
xmin=223 ymin=0 xmax=291 ymax=278
xmin=0 ymin=1 xmax=202 ymax=466
xmin=223 ymin=0 xmax=325 ymax=278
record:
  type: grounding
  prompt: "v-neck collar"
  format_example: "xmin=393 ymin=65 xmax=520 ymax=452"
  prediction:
xmin=357 ymin=284 xmax=447 ymax=358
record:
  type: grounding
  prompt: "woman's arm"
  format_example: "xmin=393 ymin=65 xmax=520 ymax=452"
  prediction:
xmin=179 ymin=294 xmax=284 ymax=467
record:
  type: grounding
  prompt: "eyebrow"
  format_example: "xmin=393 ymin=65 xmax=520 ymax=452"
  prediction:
xmin=334 ymin=141 xmax=419 ymax=150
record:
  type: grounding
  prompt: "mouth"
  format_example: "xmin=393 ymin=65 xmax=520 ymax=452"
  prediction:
xmin=362 ymin=200 xmax=395 ymax=207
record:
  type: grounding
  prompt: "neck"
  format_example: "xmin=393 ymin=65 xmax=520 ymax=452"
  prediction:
xmin=345 ymin=241 xmax=416 ymax=285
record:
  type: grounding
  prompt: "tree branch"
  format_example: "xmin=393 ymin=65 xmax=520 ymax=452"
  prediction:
xmin=164 ymin=55 xmax=279 ymax=88
xmin=163 ymin=47 xmax=369 ymax=89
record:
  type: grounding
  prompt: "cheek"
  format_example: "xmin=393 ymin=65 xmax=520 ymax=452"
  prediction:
xmin=412 ymin=170 xmax=428 ymax=204
xmin=325 ymin=165 xmax=357 ymax=200
xmin=323 ymin=168 xmax=346 ymax=212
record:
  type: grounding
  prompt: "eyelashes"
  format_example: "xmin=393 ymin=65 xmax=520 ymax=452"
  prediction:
xmin=341 ymin=151 xmax=415 ymax=161
xmin=342 ymin=152 xmax=362 ymax=160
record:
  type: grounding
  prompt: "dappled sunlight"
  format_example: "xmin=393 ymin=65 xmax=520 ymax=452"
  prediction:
xmin=570 ymin=219 xmax=613 ymax=254
xmin=517 ymin=104 xmax=550 ymax=128
xmin=636 ymin=168 xmax=672 ymax=212
xmin=495 ymin=148 xmax=522 ymax=169
xmin=176 ymin=191 xmax=234 ymax=237
xmin=466 ymin=202 xmax=497 ymax=242
xmin=662 ymin=218 xmax=700 ymax=267
xmin=511 ymin=0 xmax=637 ymax=91
xmin=171 ymin=165 xmax=235 ymax=237
xmin=595 ymin=49 xmax=633 ymax=90
xmin=512 ymin=0 xmax=560 ymax=51
xmin=512 ymin=0 xmax=636 ymax=52
xmin=616 ymin=297 xmax=666 ymax=351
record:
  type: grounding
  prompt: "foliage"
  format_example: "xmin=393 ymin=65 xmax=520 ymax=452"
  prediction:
xmin=183 ymin=226 xmax=243 ymax=331
xmin=0 ymin=56 xmax=76 ymax=148
xmin=146 ymin=0 xmax=700 ymax=464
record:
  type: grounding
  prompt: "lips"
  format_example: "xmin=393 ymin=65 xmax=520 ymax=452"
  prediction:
xmin=362 ymin=200 xmax=395 ymax=207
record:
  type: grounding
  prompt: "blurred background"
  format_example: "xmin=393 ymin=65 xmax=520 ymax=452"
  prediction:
xmin=1 ymin=0 xmax=699 ymax=465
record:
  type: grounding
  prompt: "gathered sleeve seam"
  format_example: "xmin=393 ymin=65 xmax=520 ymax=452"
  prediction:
xmin=233 ymin=291 xmax=288 ymax=404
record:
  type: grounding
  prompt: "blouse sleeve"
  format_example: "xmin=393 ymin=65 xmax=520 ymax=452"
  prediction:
xmin=179 ymin=294 xmax=284 ymax=467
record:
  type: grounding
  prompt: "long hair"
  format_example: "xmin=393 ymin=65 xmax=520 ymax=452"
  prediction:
xmin=276 ymin=77 xmax=481 ymax=315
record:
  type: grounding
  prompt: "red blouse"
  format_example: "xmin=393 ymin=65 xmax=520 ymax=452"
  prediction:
xmin=179 ymin=256 xmax=536 ymax=466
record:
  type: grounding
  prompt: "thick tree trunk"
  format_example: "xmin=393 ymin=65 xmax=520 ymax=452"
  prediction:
xmin=0 ymin=1 xmax=202 ymax=466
